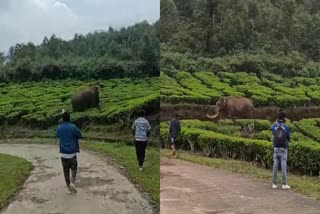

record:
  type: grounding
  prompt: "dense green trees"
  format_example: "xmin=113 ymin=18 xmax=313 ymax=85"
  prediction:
xmin=161 ymin=0 xmax=320 ymax=59
xmin=0 ymin=21 xmax=159 ymax=82
xmin=161 ymin=0 xmax=320 ymax=77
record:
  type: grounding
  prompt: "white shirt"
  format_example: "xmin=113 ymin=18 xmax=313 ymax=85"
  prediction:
xmin=61 ymin=153 xmax=76 ymax=159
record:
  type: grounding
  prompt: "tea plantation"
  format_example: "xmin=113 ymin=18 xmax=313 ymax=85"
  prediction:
xmin=0 ymin=77 xmax=159 ymax=128
xmin=161 ymin=71 xmax=320 ymax=107
xmin=161 ymin=119 xmax=320 ymax=176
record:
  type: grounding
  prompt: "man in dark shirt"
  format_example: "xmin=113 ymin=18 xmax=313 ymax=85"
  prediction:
xmin=169 ymin=113 xmax=181 ymax=156
xmin=57 ymin=111 xmax=82 ymax=194
xmin=271 ymin=112 xmax=291 ymax=190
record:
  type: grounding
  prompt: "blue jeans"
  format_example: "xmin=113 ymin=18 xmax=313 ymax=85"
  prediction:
xmin=272 ymin=148 xmax=288 ymax=185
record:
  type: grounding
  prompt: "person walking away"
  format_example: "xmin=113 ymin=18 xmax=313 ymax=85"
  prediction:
xmin=169 ymin=113 xmax=181 ymax=156
xmin=272 ymin=112 xmax=291 ymax=190
xmin=57 ymin=111 xmax=82 ymax=194
xmin=132 ymin=110 xmax=151 ymax=171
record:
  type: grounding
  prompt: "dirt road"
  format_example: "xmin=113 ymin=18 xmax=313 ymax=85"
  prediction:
xmin=0 ymin=144 xmax=153 ymax=214
xmin=160 ymin=157 xmax=320 ymax=214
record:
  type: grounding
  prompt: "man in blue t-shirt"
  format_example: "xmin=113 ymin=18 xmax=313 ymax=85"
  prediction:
xmin=271 ymin=112 xmax=291 ymax=190
xmin=57 ymin=111 xmax=82 ymax=194
xmin=132 ymin=110 xmax=151 ymax=171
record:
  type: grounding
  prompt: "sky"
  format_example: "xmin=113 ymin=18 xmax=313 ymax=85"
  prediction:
xmin=0 ymin=0 xmax=160 ymax=52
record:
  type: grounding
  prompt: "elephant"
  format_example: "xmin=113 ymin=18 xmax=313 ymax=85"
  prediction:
xmin=207 ymin=96 xmax=254 ymax=120
xmin=71 ymin=85 xmax=100 ymax=112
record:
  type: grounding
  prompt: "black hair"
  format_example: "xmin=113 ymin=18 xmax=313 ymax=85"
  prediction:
xmin=137 ymin=110 xmax=145 ymax=118
xmin=62 ymin=111 xmax=70 ymax=122
xmin=277 ymin=112 xmax=286 ymax=121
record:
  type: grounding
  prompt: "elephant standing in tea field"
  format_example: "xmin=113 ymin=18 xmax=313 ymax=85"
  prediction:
xmin=207 ymin=96 xmax=254 ymax=120
xmin=71 ymin=85 xmax=100 ymax=112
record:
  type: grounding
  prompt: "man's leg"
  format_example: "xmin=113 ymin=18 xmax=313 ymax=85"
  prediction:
xmin=135 ymin=141 xmax=143 ymax=168
xmin=170 ymin=137 xmax=176 ymax=155
xmin=70 ymin=156 xmax=78 ymax=193
xmin=281 ymin=149 xmax=288 ymax=187
xmin=140 ymin=141 xmax=147 ymax=168
xmin=70 ymin=156 xmax=78 ymax=184
xmin=61 ymin=157 xmax=72 ymax=192
xmin=272 ymin=149 xmax=279 ymax=186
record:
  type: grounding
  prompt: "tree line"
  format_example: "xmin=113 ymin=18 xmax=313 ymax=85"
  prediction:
xmin=161 ymin=0 xmax=320 ymax=77
xmin=0 ymin=21 xmax=160 ymax=82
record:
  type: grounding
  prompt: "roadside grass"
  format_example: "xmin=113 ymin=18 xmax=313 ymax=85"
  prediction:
xmin=1 ymin=138 xmax=160 ymax=208
xmin=0 ymin=153 xmax=32 ymax=210
xmin=161 ymin=149 xmax=320 ymax=200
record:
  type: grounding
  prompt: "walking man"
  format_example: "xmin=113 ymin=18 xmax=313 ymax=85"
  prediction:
xmin=57 ymin=111 xmax=82 ymax=194
xmin=132 ymin=110 xmax=151 ymax=171
xmin=169 ymin=113 xmax=181 ymax=156
xmin=272 ymin=112 xmax=291 ymax=190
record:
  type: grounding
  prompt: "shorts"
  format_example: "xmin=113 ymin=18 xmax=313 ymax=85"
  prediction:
xmin=169 ymin=136 xmax=176 ymax=145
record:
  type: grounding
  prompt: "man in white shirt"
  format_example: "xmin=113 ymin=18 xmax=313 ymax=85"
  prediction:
xmin=132 ymin=110 xmax=151 ymax=171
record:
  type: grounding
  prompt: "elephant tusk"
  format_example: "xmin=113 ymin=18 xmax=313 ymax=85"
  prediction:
xmin=207 ymin=112 xmax=220 ymax=119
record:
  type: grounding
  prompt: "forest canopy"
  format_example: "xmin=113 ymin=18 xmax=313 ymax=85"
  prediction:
xmin=0 ymin=20 xmax=160 ymax=82
xmin=160 ymin=0 xmax=320 ymax=77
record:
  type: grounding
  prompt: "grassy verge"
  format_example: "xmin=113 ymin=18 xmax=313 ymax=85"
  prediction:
xmin=0 ymin=154 xmax=32 ymax=210
xmin=2 ymin=138 xmax=160 ymax=209
xmin=161 ymin=149 xmax=320 ymax=200
xmin=83 ymin=142 xmax=160 ymax=207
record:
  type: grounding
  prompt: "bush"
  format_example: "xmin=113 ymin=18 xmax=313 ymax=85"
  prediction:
xmin=161 ymin=119 xmax=320 ymax=175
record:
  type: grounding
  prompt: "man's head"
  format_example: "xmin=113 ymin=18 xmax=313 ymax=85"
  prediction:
xmin=277 ymin=112 xmax=286 ymax=122
xmin=174 ymin=113 xmax=181 ymax=120
xmin=137 ymin=110 xmax=145 ymax=118
xmin=62 ymin=111 xmax=70 ymax=122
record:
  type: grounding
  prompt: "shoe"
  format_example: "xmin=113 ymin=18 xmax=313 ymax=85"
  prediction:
xmin=67 ymin=186 xmax=73 ymax=194
xmin=282 ymin=184 xmax=291 ymax=190
xmin=70 ymin=183 xmax=77 ymax=193
xmin=139 ymin=167 xmax=143 ymax=171
xmin=272 ymin=184 xmax=278 ymax=189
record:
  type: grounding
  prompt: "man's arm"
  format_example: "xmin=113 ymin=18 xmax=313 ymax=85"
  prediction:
xmin=271 ymin=124 xmax=275 ymax=135
xmin=73 ymin=125 xmax=82 ymax=139
xmin=285 ymin=125 xmax=290 ymax=142
xmin=132 ymin=121 xmax=136 ymax=136
xmin=56 ymin=127 xmax=60 ymax=138
xmin=147 ymin=121 xmax=151 ymax=137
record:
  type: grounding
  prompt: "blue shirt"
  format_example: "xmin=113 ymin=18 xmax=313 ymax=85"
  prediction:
xmin=271 ymin=120 xmax=290 ymax=149
xmin=132 ymin=117 xmax=151 ymax=141
xmin=57 ymin=122 xmax=82 ymax=154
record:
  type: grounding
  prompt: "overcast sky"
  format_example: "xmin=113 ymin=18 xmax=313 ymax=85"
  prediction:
xmin=0 ymin=0 xmax=160 ymax=52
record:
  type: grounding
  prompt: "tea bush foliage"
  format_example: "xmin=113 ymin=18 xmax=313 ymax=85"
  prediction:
xmin=161 ymin=71 xmax=320 ymax=108
xmin=0 ymin=78 xmax=159 ymax=128
xmin=161 ymin=119 xmax=320 ymax=175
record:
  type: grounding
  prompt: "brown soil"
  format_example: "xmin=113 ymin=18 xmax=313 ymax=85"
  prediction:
xmin=160 ymin=103 xmax=320 ymax=122
xmin=160 ymin=157 xmax=320 ymax=214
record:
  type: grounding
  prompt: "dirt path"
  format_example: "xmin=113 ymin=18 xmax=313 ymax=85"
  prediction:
xmin=160 ymin=157 xmax=320 ymax=214
xmin=0 ymin=144 xmax=153 ymax=214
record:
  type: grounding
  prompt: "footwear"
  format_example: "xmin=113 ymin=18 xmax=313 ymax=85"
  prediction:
xmin=173 ymin=150 xmax=176 ymax=156
xmin=282 ymin=184 xmax=291 ymax=190
xmin=67 ymin=186 xmax=73 ymax=194
xmin=272 ymin=184 xmax=278 ymax=189
xmin=139 ymin=166 xmax=144 ymax=171
xmin=70 ymin=183 xmax=77 ymax=193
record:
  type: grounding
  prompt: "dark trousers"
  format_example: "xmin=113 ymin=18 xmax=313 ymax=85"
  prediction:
xmin=61 ymin=156 xmax=78 ymax=186
xmin=135 ymin=141 xmax=147 ymax=167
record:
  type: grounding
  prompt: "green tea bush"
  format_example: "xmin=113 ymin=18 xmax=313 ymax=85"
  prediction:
xmin=1 ymin=78 xmax=159 ymax=128
xmin=294 ymin=119 xmax=320 ymax=142
xmin=161 ymin=119 xmax=320 ymax=175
